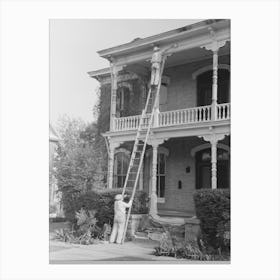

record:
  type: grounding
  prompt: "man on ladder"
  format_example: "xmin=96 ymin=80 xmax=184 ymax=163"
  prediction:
xmin=150 ymin=46 xmax=163 ymax=89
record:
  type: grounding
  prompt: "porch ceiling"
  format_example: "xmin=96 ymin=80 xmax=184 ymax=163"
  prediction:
xmin=123 ymin=41 xmax=230 ymax=76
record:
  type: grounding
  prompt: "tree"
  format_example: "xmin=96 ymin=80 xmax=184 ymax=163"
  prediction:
xmin=52 ymin=116 xmax=106 ymax=200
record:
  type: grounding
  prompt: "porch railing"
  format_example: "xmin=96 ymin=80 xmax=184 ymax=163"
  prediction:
xmin=113 ymin=103 xmax=230 ymax=131
xmin=217 ymin=103 xmax=230 ymax=120
xmin=158 ymin=105 xmax=212 ymax=127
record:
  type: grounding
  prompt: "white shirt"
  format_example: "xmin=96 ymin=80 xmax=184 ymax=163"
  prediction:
xmin=114 ymin=200 xmax=132 ymax=215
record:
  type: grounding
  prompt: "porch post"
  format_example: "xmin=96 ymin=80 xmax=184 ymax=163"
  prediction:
xmin=210 ymin=139 xmax=218 ymax=189
xmin=201 ymin=133 xmax=227 ymax=190
xmin=201 ymin=29 xmax=228 ymax=121
xmin=211 ymin=49 xmax=218 ymax=121
xmin=107 ymin=141 xmax=121 ymax=189
xmin=150 ymin=143 xmax=159 ymax=215
xmin=110 ymin=63 xmax=118 ymax=131
xmin=139 ymin=164 xmax=144 ymax=191
xmin=107 ymin=144 xmax=115 ymax=189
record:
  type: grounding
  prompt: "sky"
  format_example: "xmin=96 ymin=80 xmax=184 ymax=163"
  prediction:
xmin=50 ymin=19 xmax=201 ymax=125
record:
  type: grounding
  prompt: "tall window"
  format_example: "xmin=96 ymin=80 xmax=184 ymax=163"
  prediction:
xmin=157 ymin=153 xmax=166 ymax=199
xmin=197 ymin=69 xmax=230 ymax=106
xmin=116 ymin=86 xmax=130 ymax=117
xmin=114 ymin=151 xmax=129 ymax=188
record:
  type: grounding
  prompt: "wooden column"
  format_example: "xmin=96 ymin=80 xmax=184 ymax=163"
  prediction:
xmin=139 ymin=163 xmax=144 ymax=191
xmin=107 ymin=141 xmax=121 ymax=189
xmin=212 ymin=49 xmax=218 ymax=121
xmin=201 ymin=30 xmax=228 ymax=121
xmin=110 ymin=64 xmax=118 ymax=131
xmin=107 ymin=145 xmax=115 ymax=189
xmin=150 ymin=143 xmax=158 ymax=215
xmin=210 ymin=139 xmax=218 ymax=189
xmin=202 ymin=133 xmax=226 ymax=190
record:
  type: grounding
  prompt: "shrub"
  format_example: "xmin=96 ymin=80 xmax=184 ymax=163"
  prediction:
xmin=54 ymin=208 xmax=111 ymax=244
xmin=193 ymin=189 xmax=230 ymax=253
xmin=153 ymin=227 xmax=230 ymax=261
xmin=62 ymin=188 xmax=148 ymax=227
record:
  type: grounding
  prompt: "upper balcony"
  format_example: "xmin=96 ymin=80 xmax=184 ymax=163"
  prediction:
xmin=89 ymin=19 xmax=231 ymax=140
xmin=113 ymin=103 xmax=230 ymax=132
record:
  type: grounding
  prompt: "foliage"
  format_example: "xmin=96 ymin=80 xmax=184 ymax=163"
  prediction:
xmin=49 ymin=204 xmax=57 ymax=214
xmin=94 ymin=85 xmax=111 ymax=135
xmin=52 ymin=117 xmax=107 ymax=201
xmin=153 ymin=227 xmax=229 ymax=261
xmin=193 ymin=189 xmax=230 ymax=254
xmin=49 ymin=217 xmax=67 ymax=223
xmin=54 ymin=208 xmax=112 ymax=245
xmin=62 ymin=188 xmax=148 ymax=227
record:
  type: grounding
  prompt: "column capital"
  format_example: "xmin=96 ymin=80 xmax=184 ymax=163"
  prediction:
xmin=201 ymin=39 xmax=228 ymax=52
xmin=147 ymin=138 xmax=165 ymax=148
xmin=200 ymin=132 xmax=227 ymax=144
xmin=108 ymin=138 xmax=122 ymax=151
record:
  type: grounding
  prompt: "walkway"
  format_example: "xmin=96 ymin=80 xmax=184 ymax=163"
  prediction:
xmin=49 ymin=239 xmax=192 ymax=264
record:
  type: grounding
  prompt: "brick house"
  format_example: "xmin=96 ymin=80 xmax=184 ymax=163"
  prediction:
xmin=89 ymin=19 xmax=230 ymax=225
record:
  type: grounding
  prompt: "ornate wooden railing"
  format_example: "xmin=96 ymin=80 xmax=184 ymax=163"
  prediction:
xmin=216 ymin=103 xmax=230 ymax=120
xmin=158 ymin=105 xmax=212 ymax=127
xmin=113 ymin=103 xmax=230 ymax=131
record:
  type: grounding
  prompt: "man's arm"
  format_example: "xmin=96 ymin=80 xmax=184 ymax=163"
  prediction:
xmin=122 ymin=200 xmax=132 ymax=208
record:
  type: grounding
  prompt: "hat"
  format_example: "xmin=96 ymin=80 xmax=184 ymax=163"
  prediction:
xmin=115 ymin=194 xmax=123 ymax=201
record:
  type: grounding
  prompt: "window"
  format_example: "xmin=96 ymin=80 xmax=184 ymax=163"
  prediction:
xmin=157 ymin=153 xmax=166 ymax=200
xmin=116 ymin=86 xmax=130 ymax=117
xmin=197 ymin=69 xmax=230 ymax=106
xmin=113 ymin=151 xmax=129 ymax=188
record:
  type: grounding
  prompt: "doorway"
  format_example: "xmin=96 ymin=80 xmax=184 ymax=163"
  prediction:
xmin=195 ymin=148 xmax=230 ymax=189
xmin=197 ymin=69 xmax=230 ymax=106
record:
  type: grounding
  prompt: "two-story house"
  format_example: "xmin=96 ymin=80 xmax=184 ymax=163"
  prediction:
xmin=89 ymin=19 xmax=230 ymax=224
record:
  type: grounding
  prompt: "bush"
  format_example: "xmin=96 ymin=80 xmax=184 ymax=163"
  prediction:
xmin=193 ymin=189 xmax=230 ymax=254
xmin=62 ymin=188 xmax=148 ymax=227
xmin=153 ymin=228 xmax=229 ymax=261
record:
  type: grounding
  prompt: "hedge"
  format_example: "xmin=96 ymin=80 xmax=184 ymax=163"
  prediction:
xmin=62 ymin=188 xmax=148 ymax=227
xmin=193 ymin=189 xmax=230 ymax=253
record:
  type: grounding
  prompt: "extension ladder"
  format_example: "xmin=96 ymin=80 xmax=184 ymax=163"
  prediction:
xmin=120 ymin=56 xmax=167 ymax=244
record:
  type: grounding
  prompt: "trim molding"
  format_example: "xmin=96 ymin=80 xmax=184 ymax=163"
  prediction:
xmin=190 ymin=143 xmax=230 ymax=157
xmin=114 ymin=147 xmax=130 ymax=157
xmin=192 ymin=64 xmax=230 ymax=80
xmin=146 ymin=146 xmax=170 ymax=158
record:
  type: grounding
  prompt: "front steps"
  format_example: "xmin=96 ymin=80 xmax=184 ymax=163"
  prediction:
xmin=128 ymin=213 xmax=200 ymax=243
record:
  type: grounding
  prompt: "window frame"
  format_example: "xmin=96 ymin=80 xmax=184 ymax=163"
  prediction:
xmin=156 ymin=152 xmax=167 ymax=203
xmin=113 ymin=149 xmax=130 ymax=189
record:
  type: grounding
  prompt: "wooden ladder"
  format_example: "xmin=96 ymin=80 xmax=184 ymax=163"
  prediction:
xmin=120 ymin=57 xmax=166 ymax=244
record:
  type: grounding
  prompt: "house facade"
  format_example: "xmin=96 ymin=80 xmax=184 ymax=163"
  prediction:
xmin=89 ymin=19 xmax=230 ymax=222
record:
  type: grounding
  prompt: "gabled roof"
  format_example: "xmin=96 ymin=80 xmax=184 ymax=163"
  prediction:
xmin=49 ymin=124 xmax=60 ymax=143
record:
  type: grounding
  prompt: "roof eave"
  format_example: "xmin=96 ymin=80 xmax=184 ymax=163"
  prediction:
xmin=97 ymin=19 xmax=229 ymax=59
